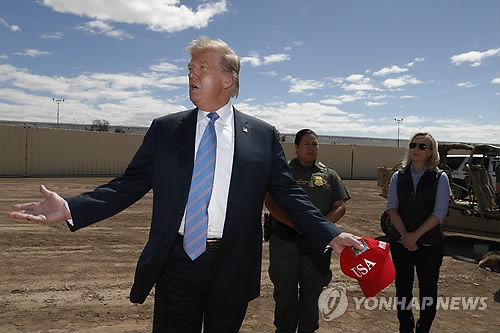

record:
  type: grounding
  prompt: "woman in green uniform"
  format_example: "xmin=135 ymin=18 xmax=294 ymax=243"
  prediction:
xmin=265 ymin=128 xmax=350 ymax=333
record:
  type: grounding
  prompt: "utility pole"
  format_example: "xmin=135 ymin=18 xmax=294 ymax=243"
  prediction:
xmin=394 ymin=118 xmax=403 ymax=147
xmin=52 ymin=98 xmax=65 ymax=128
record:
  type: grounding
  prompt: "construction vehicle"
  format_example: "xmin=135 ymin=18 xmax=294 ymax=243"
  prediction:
xmin=377 ymin=143 xmax=500 ymax=239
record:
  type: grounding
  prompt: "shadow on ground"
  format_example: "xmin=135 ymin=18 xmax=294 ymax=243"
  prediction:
xmin=444 ymin=235 xmax=500 ymax=263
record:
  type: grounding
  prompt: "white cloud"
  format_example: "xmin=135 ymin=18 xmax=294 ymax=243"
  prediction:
xmin=150 ymin=62 xmax=181 ymax=73
xmin=40 ymin=32 xmax=64 ymax=39
xmin=0 ymin=64 xmax=188 ymax=101
xmin=346 ymin=74 xmax=365 ymax=82
xmin=13 ymin=49 xmax=52 ymax=57
xmin=407 ymin=57 xmax=425 ymax=67
xmin=402 ymin=115 xmax=427 ymax=124
xmin=77 ymin=20 xmax=133 ymax=40
xmin=400 ymin=95 xmax=416 ymax=99
xmin=233 ymin=101 xmax=355 ymax=135
xmin=456 ymin=81 xmax=476 ymax=88
xmin=343 ymin=75 xmax=376 ymax=91
xmin=320 ymin=92 xmax=366 ymax=105
xmin=0 ymin=18 xmax=20 ymax=31
xmin=326 ymin=77 xmax=344 ymax=84
xmin=240 ymin=56 xmax=261 ymax=66
xmin=232 ymin=101 xmax=486 ymax=140
xmin=0 ymin=55 xmax=7 ymax=60
xmin=320 ymin=98 xmax=343 ymax=105
xmin=373 ymin=65 xmax=408 ymax=76
xmin=40 ymin=0 xmax=227 ymax=33
xmin=260 ymin=71 xmax=277 ymax=76
xmin=282 ymin=75 xmax=325 ymax=94
xmin=492 ymin=78 xmax=500 ymax=85
xmin=411 ymin=122 xmax=500 ymax=143
xmin=327 ymin=75 xmax=377 ymax=92
xmin=293 ymin=41 xmax=304 ymax=46
xmin=433 ymin=119 xmax=464 ymax=125
xmin=371 ymin=94 xmax=392 ymax=101
xmin=263 ymin=53 xmax=290 ymax=64
xmin=365 ymin=101 xmax=387 ymax=107
xmin=383 ymin=75 xmax=421 ymax=88
xmin=0 ymin=63 xmax=188 ymax=125
xmin=241 ymin=53 xmax=290 ymax=67
xmin=451 ymin=48 xmax=500 ymax=67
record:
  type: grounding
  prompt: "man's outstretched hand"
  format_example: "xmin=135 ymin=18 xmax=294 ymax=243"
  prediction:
xmin=329 ymin=232 xmax=364 ymax=255
xmin=9 ymin=185 xmax=71 ymax=223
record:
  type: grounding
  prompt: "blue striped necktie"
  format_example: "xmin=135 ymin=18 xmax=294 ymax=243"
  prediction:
xmin=183 ymin=112 xmax=219 ymax=260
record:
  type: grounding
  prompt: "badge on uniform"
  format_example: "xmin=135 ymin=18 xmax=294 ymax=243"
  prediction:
xmin=313 ymin=176 xmax=324 ymax=187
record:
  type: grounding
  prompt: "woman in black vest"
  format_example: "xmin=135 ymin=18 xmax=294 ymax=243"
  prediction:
xmin=386 ymin=132 xmax=450 ymax=333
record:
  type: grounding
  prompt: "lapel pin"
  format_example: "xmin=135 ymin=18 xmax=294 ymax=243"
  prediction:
xmin=242 ymin=127 xmax=248 ymax=133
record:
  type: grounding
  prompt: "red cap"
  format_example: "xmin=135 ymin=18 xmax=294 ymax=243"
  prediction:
xmin=340 ymin=237 xmax=395 ymax=297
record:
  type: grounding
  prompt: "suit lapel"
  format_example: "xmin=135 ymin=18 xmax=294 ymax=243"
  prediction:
xmin=174 ymin=108 xmax=198 ymax=207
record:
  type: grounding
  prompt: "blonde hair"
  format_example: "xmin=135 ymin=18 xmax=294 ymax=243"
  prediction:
xmin=402 ymin=132 xmax=440 ymax=170
xmin=187 ymin=37 xmax=240 ymax=98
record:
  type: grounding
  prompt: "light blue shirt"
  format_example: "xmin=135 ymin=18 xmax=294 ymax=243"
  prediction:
xmin=386 ymin=165 xmax=451 ymax=223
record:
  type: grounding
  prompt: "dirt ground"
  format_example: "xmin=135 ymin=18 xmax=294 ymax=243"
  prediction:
xmin=1 ymin=178 xmax=499 ymax=333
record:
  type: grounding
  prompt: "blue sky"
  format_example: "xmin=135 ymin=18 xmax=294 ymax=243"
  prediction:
xmin=1 ymin=0 xmax=499 ymax=143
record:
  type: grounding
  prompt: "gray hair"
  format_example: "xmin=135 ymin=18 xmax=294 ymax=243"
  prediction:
xmin=402 ymin=132 xmax=440 ymax=170
xmin=187 ymin=37 xmax=240 ymax=98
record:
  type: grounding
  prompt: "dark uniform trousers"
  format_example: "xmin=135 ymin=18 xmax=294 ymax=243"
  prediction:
xmin=390 ymin=241 xmax=443 ymax=333
xmin=269 ymin=223 xmax=332 ymax=333
xmin=153 ymin=235 xmax=248 ymax=333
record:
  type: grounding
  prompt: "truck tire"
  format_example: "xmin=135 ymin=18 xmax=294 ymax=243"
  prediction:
xmin=380 ymin=211 xmax=393 ymax=236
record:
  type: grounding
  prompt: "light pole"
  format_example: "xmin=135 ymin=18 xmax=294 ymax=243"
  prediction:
xmin=394 ymin=118 xmax=403 ymax=147
xmin=52 ymin=98 xmax=65 ymax=128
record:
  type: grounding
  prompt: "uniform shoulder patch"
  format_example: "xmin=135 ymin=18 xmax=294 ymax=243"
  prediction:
xmin=315 ymin=161 xmax=328 ymax=171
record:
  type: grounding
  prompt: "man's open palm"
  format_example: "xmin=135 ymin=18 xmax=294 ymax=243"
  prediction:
xmin=9 ymin=185 xmax=70 ymax=223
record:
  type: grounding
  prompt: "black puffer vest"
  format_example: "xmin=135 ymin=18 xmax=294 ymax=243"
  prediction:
xmin=390 ymin=165 xmax=444 ymax=245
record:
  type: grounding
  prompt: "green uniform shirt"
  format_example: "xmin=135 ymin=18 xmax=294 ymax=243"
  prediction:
xmin=288 ymin=158 xmax=350 ymax=216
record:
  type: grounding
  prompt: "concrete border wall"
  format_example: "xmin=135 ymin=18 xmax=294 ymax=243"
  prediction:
xmin=0 ymin=125 xmax=143 ymax=177
xmin=1 ymin=125 xmax=406 ymax=179
xmin=281 ymin=142 xmax=405 ymax=179
xmin=0 ymin=126 xmax=26 ymax=176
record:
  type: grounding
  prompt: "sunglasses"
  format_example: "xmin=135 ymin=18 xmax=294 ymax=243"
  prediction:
xmin=409 ymin=142 xmax=429 ymax=150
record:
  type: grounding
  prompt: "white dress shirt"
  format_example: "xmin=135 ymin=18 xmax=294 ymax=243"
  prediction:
xmin=178 ymin=102 xmax=235 ymax=238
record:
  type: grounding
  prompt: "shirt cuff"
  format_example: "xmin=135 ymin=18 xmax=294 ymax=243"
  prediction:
xmin=63 ymin=200 xmax=74 ymax=226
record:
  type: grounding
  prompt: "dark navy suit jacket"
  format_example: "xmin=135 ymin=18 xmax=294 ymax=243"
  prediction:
xmin=66 ymin=108 xmax=342 ymax=304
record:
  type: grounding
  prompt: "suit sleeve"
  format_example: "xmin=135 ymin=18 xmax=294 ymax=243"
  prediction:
xmin=65 ymin=119 xmax=156 ymax=231
xmin=267 ymin=128 xmax=342 ymax=250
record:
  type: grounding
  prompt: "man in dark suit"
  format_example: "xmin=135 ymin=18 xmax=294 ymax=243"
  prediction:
xmin=10 ymin=37 xmax=362 ymax=332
